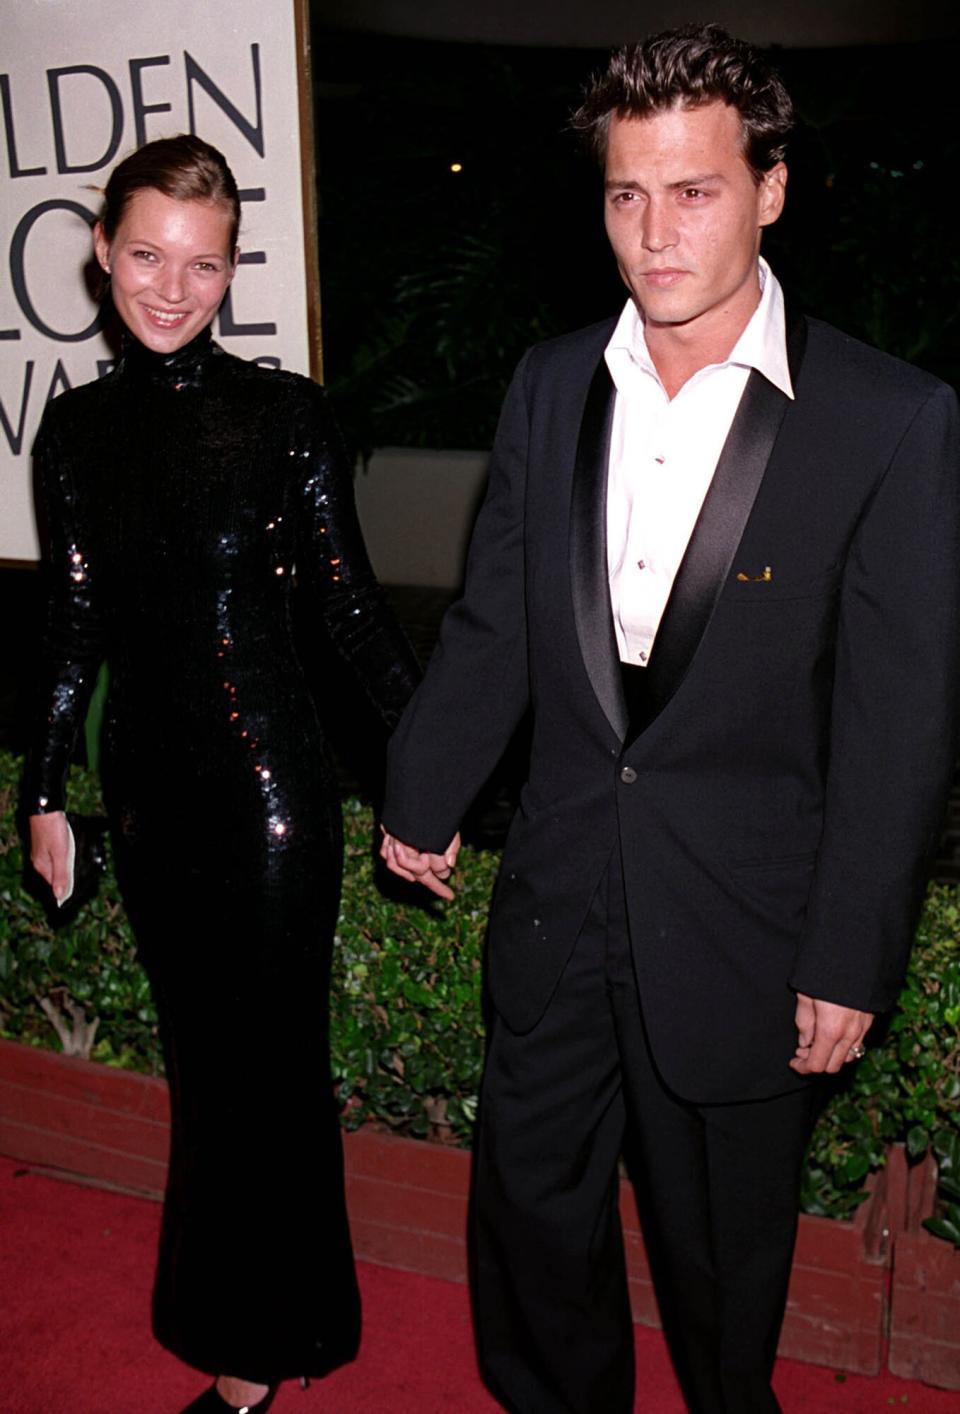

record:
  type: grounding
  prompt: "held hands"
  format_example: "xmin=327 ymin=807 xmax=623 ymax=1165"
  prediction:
xmin=789 ymin=992 xmax=874 ymax=1075
xmin=29 ymin=811 xmax=72 ymax=904
xmin=379 ymin=839 xmax=877 ymax=1064
xmin=380 ymin=827 xmax=461 ymax=901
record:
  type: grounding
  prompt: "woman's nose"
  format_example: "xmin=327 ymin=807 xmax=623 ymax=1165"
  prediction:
xmin=158 ymin=267 xmax=186 ymax=302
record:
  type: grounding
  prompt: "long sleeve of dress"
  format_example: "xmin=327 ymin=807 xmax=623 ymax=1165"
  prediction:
xmin=291 ymin=384 xmax=420 ymax=730
xmin=22 ymin=406 xmax=108 ymax=814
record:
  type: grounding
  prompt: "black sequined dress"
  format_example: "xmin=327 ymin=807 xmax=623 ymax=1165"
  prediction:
xmin=24 ymin=327 xmax=420 ymax=1383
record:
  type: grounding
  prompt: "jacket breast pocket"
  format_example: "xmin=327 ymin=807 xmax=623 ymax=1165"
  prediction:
xmin=721 ymin=565 xmax=842 ymax=604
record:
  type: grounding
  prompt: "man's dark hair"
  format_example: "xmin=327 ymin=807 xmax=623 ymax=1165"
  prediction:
xmin=572 ymin=24 xmax=794 ymax=179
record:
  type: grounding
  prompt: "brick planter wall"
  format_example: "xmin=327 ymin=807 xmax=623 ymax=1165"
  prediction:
xmin=777 ymin=1170 xmax=891 ymax=1375
xmin=343 ymin=1125 xmax=471 ymax=1283
xmin=888 ymin=1146 xmax=960 ymax=1390
xmin=0 ymin=1038 xmax=892 ymax=1374
xmin=0 ymin=1036 xmax=169 ymax=1195
xmin=619 ymin=1161 xmax=892 ymax=1376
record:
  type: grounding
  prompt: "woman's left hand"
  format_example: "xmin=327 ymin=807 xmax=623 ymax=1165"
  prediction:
xmin=380 ymin=827 xmax=460 ymax=900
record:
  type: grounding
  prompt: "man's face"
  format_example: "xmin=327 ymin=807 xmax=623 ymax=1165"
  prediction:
xmin=603 ymin=101 xmax=786 ymax=342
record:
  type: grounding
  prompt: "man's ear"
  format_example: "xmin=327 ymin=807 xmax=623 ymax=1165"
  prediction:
xmin=758 ymin=163 xmax=787 ymax=228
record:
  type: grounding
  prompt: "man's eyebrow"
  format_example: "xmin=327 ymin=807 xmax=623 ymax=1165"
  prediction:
xmin=603 ymin=172 xmax=727 ymax=192
xmin=666 ymin=172 xmax=726 ymax=189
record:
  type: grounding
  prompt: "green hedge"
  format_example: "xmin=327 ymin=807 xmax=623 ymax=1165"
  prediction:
xmin=0 ymin=752 xmax=493 ymax=1145
xmin=2 ymin=748 xmax=958 ymax=1225
xmin=0 ymin=756 xmax=157 ymax=1070
xmin=800 ymin=881 xmax=960 ymax=1221
xmin=334 ymin=795 xmax=494 ymax=1142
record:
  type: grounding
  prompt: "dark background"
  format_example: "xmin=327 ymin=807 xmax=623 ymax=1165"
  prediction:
xmin=313 ymin=30 xmax=959 ymax=457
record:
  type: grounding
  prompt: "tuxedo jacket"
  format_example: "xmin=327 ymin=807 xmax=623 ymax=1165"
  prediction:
xmin=383 ymin=312 xmax=960 ymax=1103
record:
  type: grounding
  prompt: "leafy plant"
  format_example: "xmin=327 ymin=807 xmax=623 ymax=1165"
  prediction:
xmin=332 ymin=796 xmax=495 ymax=1143
xmin=802 ymin=884 xmax=960 ymax=1222
xmin=0 ymin=750 xmax=493 ymax=1141
xmin=0 ymin=754 xmax=158 ymax=1071
xmin=3 ymin=746 xmax=959 ymax=1233
xmin=924 ymin=1130 xmax=960 ymax=1248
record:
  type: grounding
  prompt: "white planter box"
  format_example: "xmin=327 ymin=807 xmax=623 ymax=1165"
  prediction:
xmin=354 ymin=447 xmax=489 ymax=589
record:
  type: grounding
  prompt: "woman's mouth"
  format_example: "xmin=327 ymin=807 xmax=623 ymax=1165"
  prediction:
xmin=142 ymin=305 xmax=190 ymax=328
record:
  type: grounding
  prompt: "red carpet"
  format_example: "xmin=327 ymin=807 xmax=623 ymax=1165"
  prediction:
xmin=1 ymin=1154 xmax=953 ymax=1412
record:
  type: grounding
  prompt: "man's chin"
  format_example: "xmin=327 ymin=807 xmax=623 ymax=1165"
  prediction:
xmin=632 ymin=295 xmax=702 ymax=330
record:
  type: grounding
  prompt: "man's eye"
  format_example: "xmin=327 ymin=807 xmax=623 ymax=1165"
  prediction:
xmin=681 ymin=188 xmax=706 ymax=199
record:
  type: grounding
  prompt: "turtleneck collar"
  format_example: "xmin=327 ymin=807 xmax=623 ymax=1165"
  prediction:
xmin=119 ymin=324 xmax=216 ymax=390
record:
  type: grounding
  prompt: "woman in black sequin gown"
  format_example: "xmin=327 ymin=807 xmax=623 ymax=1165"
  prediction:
xmin=25 ymin=137 xmax=421 ymax=1413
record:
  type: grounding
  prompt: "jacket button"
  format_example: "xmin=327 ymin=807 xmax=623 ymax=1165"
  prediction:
xmin=620 ymin=765 xmax=637 ymax=784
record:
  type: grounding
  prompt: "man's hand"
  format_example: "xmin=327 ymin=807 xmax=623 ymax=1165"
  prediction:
xmin=380 ymin=828 xmax=461 ymax=901
xmin=29 ymin=811 xmax=72 ymax=904
xmin=789 ymin=992 xmax=874 ymax=1075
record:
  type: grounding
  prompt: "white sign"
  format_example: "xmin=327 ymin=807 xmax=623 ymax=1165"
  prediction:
xmin=1 ymin=0 xmax=314 ymax=561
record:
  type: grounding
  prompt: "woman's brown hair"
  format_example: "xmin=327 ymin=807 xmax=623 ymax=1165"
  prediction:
xmin=98 ymin=133 xmax=240 ymax=250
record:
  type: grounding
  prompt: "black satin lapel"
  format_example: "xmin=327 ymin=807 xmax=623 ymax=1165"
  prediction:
xmin=641 ymin=314 xmax=808 ymax=728
xmin=569 ymin=357 xmax=628 ymax=741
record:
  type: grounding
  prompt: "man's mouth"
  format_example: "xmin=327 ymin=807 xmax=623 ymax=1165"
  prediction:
xmin=640 ymin=269 xmax=688 ymax=288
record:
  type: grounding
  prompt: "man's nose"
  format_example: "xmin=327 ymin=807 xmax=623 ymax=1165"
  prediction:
xmin=642 ymin=200 xmax=678 ymax=252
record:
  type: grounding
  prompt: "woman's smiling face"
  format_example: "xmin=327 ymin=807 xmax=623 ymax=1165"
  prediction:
xmin=95 ymin=187 xmax=238 ymax=353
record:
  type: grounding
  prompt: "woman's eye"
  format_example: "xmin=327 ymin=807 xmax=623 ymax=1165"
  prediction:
xmin=132 ymin=249 xmax=157 ymax=261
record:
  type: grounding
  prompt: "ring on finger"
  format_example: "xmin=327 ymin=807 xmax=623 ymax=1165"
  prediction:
xmin=847 ymin=1042 xmax=867 ymax=1061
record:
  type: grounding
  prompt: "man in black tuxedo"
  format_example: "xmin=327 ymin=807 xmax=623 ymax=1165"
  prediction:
xmin=381 ymin=24 xmax=960 ymax=1413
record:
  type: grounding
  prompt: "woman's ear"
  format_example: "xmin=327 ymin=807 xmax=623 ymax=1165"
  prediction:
xmin=93 ymin=222 xmax=111 ymax=274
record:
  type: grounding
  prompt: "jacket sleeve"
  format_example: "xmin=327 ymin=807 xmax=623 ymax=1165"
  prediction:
xmin=291 ymin=381 xmax=420 ymax=733
xmin=22 ymin=405 xmax=109 ymax=815
xmin=382 ymin=350 xmax=534 ymax=853
xmin=790 ymin=379 xmax=960 ymax=1011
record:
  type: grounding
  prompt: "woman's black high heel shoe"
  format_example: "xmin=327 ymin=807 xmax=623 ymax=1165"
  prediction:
xmin=179 ymin=1382 xmax=278 ymax=1413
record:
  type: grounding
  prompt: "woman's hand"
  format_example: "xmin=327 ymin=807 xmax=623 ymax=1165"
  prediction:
xmin=380 ymin=827 xmax=460 ymax=900
xmin=29 ymin=811 xmax=72 ymax=903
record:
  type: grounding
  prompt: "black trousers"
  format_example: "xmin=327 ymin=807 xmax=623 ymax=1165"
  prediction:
xmin=473 ymin=849 xmax=816 ymax=1414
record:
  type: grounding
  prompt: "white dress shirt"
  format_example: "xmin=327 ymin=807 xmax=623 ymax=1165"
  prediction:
xmin=604 ymin=258 xmax=794 ymax=666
